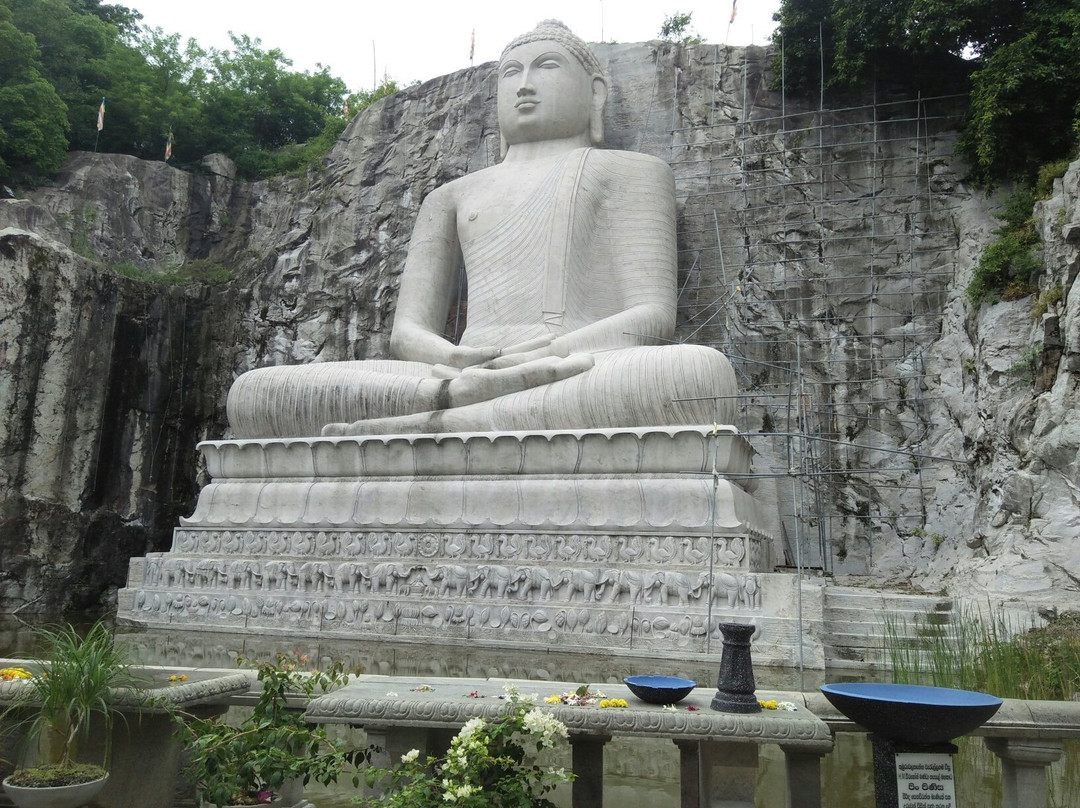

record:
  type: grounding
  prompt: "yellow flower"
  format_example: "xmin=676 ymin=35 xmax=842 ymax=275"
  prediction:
xmin=544 ymin=694 xmax=561 ymax=705
xmin=599 ymin=698 xmax=628 ymax=708
xmin=758 ymin=699 xmax=778 ymax=710
xmin=0 ymin=667 xmax=32 ymax=681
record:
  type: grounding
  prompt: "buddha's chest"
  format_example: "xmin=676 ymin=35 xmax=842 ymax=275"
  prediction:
xmin=455 ymin=163 xmax=557 ymax=242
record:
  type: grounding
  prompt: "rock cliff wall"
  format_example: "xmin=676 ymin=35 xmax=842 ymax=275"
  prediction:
xmin=1 ymin=41 xmax=1077 ymax=613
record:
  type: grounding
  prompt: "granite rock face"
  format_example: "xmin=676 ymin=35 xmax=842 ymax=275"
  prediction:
xmin=1 ymin=41 xmax=1079 ymax=613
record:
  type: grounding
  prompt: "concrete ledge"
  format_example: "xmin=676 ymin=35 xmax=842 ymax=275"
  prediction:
xmin=306 ymin=675 xmax=833 ymax=751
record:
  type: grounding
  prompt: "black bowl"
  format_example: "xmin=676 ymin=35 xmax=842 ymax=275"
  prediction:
xmin=820 ymin=683 xmax=1002 ymax=745
xmin=623 ymin=675 xmax=696 ymax=705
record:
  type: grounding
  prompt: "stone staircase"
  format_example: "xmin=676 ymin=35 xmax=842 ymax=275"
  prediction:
xmin=823 ymin=585 xmax=954 ymax=669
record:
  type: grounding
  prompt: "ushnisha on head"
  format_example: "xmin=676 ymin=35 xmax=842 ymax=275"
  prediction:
xmin=497 ymin=20 xmax=608 ymax=156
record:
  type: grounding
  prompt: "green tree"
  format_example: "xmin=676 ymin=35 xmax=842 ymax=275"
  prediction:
xmin=772 ymin=0 xmax=1080 ymax=182
xmin=0 ymin=5 xmax=69 ymax=179
xmin=198 ymin=34 xmax=347 ymax=176
xmin=659 ymin=12 xmax=700 ymax=44
xmin=5 ymin=0 xmax=124 ymax=151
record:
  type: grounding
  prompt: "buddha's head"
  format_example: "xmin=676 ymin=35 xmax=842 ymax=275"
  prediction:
xmin=497 ymin=20 xmax=608 ymax=157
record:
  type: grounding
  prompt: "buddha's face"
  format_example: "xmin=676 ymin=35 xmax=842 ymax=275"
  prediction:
xmin=497 ymin=40 xmax=601 ymax=147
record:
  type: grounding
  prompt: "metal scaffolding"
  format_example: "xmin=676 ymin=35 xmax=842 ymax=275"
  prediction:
xmin=667 ymin=44 xmax=966 ymax=575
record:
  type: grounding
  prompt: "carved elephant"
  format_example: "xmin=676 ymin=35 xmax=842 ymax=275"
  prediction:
xmin=263 ymin=560 xmax=297 ymax=590
xmin=160 ymin=558 xmax=189 ymax=587
xmin=226 ymin=559 xmax=260 ymax=590
xmin=517 ymin=567 xmax=567 ymax=601
xmin=475 ymin=565 xmax=527 ymax=598
xmin=608 ymin=569 xmax=661 ymax=604
xmin=370 ymin=562 xmax=415 ymax=595
xmin=298 ymin=561 xmax=335 ymax=592
xmin=425 ymin=564 xmax=479 ymax=597
xmin=710 ymin=571 xmax=744 ymax=608
xmin=561 ymin=568 xmax=614 ymax=602
xmin=656 ymin=571 xmax=710 ymax=607
xmin=336 ymin=562 xmax=370 ymax=593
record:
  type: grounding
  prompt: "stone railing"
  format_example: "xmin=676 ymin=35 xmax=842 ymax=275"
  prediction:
xmin=2 ymin=665 xmax=1077 ymax=808
xmin=306 ymin=676 xmax=1080 ymax=808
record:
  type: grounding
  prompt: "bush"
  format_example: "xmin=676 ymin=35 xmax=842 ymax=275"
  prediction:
xmin=966 ymin=186 xmax=1042 ymax=306
xmin=361 ymin=685 xmax=573 ymax=808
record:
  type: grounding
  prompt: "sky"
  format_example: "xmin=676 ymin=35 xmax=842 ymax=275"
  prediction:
xmin=128 ymin=1 xmax=782 ymax=92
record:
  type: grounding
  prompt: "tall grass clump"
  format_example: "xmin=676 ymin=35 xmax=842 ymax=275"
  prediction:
xmin=884 ymin=606 xmax=1080 ymax=700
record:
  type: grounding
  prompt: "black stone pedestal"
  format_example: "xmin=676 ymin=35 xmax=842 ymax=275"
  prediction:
xmin=870 ymin=734 xmax=958 ymax=808
xmin=711 ymin=622 xmax=761 ymax=713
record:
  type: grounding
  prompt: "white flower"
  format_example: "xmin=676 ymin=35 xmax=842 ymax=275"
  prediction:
xmin=777 ymin=701 xmax=798 ymax=712
xmin=522 ymin=708 xmax=569 ymax=746
xmin=401 ymin=748 xmax=420 ymax=763
xmin=455 ymin=784 xmax=476 ymax=798
xmin=457 ymin=717 xmax=486 ymax=741
xmin=385 ymin=691 xmax=399 ymax=697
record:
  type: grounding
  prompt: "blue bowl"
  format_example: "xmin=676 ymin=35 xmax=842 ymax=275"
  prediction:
xmin=623 ymin=675 xmax=696 ymax=705
xmin=820 ymin=683 xmax=1002 ymax=744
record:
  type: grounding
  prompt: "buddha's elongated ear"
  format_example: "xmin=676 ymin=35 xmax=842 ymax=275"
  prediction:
xmin=589 ymin=75 xmax=608 ymax=147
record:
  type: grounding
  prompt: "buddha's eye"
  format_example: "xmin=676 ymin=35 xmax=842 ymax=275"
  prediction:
xmin=501 ymin=64 xmax=522 ymax=78
xmin=539 ymin=59 xmax=561 ymax=69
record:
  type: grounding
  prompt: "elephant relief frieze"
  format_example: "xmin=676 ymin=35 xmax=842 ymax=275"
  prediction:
xmin=298 ymin=561 xmax=335 ymax=592
xmin=608 ymin=569 xmax=661 ymax=604
xmin=561 ymin=569 xmax=614 ymax=602
xmin=263 ymin=560 xmax=297 ymax=591
xmin=336 ymin=562 xmax=370 ymax=593
xmin=423 ymin=564 xmax=479 ymax=597
xmin=370 ymin=562 xmax=417 ymax=595
xmin=517 ymin=567 xmax=567 ymax=601
xmin=705 ymin=571 xmax=761 ymax=609
xmin=656 ymin=571 xmax=711 ymax=608
xmin=474 ymin=565 xmax=527 ymax=599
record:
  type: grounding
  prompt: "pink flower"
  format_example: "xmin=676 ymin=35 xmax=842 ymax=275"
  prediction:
xmin=257 ymin=790 xmax=274 ymax=803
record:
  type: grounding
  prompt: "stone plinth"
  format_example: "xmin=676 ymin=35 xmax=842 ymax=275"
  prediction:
xmin=119 ymin=426 xmax=823 ymax=666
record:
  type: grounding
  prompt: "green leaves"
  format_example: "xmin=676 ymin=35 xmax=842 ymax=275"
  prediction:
xmin=1 ymin=619 xmax=139 ymax=771
xmin=174 ymin=653 xmax=357 ymax=807
xmin=2 ymin=0 xmax=365 ymax=182
xmin=772 ymin=0 xmax=1080 ymax=184
xmin=362 ymin=687 xmax=572 ymax=808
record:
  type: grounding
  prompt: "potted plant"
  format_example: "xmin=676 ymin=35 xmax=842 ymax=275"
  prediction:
xmin=0 ymin=619 xmax=142 ymax=808
xmin=175 ymin=652 xmax=361 ymax=807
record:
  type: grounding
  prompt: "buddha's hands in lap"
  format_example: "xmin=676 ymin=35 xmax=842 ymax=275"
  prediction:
xmin=321 ymin=353 xmax=596 ymax=436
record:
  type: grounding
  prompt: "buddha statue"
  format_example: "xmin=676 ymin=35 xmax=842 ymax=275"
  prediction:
xmin=226 ymin=20 xmax=736 ymax=438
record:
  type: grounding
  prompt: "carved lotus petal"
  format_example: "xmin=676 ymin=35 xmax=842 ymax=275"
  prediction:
xmin=652 ymin=616 xmax=670 ymax=631
xmin=532 ymin=610 xmax=548 ymax=624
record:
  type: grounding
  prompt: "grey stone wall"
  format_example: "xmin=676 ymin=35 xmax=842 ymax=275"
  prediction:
xmin=1 ymin=41 xmax=1077 ymax=613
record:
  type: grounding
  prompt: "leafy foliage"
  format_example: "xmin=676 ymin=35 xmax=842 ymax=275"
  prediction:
xmin=174 ymin=653 xmax=361 ymax=807
xmin=0 ymin=5 xmax=69 ymax=178
xmin=965 ymin=186 xmax=1041 ymax=305
xmin=1 ymin=0 xmax=388 ymax=182
xmin=0 ymin=620 xmax=140 ymax=776
xmin=659 ymin=12 xmax=700 ymax=44
xmin=772 ymin=0 xmax=1080 ymax=183
xmin=361 ymin=686 xmax=572 ymax=808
